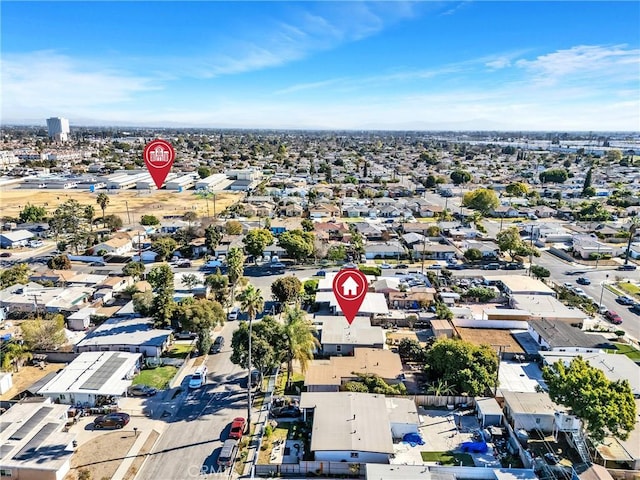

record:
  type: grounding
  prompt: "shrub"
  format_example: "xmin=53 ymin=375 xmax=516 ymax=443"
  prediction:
xmin=358 ymin=265 xmax=382 ymax=277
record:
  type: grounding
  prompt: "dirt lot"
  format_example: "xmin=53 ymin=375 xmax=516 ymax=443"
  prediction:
xmin=65 ymin=431 xmax=137 ymax=480
xmin=0 ymin=363 xmax=65 ymax=401
xmin=0 ymin=189 xmax=242 ymax=225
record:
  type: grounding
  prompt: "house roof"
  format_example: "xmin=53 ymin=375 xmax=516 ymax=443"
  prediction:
xmin=75 ymin=316 xmax=172 ymax=348
xmin=511 ymin=295 xmax=588 ymax=321
xmin=305 ymin=348 xmax=403 ymax=387
xmin=529 ymin=319 xmax=612 ymax=350
xmin=300 ymin=392 xmax=394 ymax=455
xmin=318 ymin=316 xmax=386 ymax=346
xmin=485 ymin=275 xmax=555 ymax=295
xmin=502 ymin=391 xmax=562 ymax=415
xmin=0 ymin=230 xmax=34 ymax=242
xmin=315 ymin=291 xmax=389 ymax=315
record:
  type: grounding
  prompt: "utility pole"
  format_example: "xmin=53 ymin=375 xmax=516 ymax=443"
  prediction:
xmin=598 ymin=274 xmax=609 ymax=310
xmin=421 ymin=229 xmax=427 ymax=275
xmin=125 ymin=201 xmax=132 ymax=225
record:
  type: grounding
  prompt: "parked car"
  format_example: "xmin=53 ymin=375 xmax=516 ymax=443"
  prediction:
xmin=210 ymin=335 xmax=224 ymax=353
xmin=576 ymin=277 xmax=591 ymax=285
xmin=428 ymin=264 xmax=442 ymax=270
xmin=617 ymin=264 xmax=637 ymax=271
xmin=229 ymin=417 xmax=246 ymax=440
xmin=89 ymin=261 xmax=106 ymax=267
xmin=395 ymin=264 xmax=409 ymax=269
xmin=503 ymin=262 xmax=525 ymax=270
xmin=189 ymin=366 xmax=208 ymax=389
xmin=175 ymin=331 xmax=197 ymax=340
xmin=483 ymin=263 xmax=501 ymax=270
xmin=605 ymin=310 xmax=623 ymax=324
xmin=176 ymin=260 xmax=192 ymax=268
xmin=272 ymin=405 xmax=301 ymax=418
xmin=217 ymin=438 xmax=239 ymax=469
xmin=380 ymin=263 xmax=392 ymax=269
xmin=93 ymin=412 xmax=130 ymax=429
xmin=227 ymin=307 xmax=240 ymax=321
xmin=630 ymin=303 xmax=640 ymax=315
xmin=249 ymin=369 xmax=260 ymax=389
xmin=315 ymin=270 xmax=327 ymax=277
xmin=0 ymin=252 xmax=12 ymax=257
xmin=616 ymin=296 xmax=634 ymax=305
xmin=127 ymin=384 xmax=158 ymax=397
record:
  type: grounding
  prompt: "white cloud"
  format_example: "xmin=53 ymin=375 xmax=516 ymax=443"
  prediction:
xmin=485 ymin=58 xmax=511 ymax=70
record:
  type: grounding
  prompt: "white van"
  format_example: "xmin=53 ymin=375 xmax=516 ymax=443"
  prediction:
xmin=227 ymin=307 xmax=240 ymax=321
xmin=189 ymin=366 xmax=208 ymax=389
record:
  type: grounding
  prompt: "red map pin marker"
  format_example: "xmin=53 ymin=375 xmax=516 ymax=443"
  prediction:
xmin=144 ymin=139 xmax=175 ymax=189
xmin=333 ymin=268 xmax=368 ymax=325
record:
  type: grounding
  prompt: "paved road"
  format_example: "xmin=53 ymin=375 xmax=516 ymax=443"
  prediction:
xmin=137 ymin=321 xmax=248 ymax=480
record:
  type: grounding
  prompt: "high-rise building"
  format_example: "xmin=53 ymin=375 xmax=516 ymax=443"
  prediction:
xmin=46 ymin=117 xmax=70 ymax=142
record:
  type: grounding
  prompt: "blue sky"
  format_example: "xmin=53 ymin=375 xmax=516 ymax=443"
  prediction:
xmin=2 ymin=1 xmax=639 ymax=130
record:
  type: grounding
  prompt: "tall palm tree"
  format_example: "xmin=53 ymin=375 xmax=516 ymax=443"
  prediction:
xmin=282 ymin=306 xmax=319 ymax=390
xmin=238 ymin=284 xmax=264 ymax=429
xmin=96 ymin=192 xmax=110 ymax=228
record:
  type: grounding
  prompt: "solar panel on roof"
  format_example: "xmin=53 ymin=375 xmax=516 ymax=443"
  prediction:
xmin=9 ymin=406 xmax=53 ymax=441
xmin=12 ymin=422 xmax=60 ymax=461
xmin=80 ymin=353 xmax=127 ymax=390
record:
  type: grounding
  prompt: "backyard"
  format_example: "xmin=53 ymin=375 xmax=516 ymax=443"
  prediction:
xmin=421 ymin=451 xmax=474 ymax=466
xmin=131 ymin=365 xmax=177 ymax=389
xmin=258 ymin=420 xmax=312 ymax=465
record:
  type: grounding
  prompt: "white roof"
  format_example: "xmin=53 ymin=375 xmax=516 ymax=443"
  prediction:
xmin=300 ymin=392 xmax=394 ymax=454
xmin=0 ymin=229 xmax=34 ymax=242
xmin=385 ymin=396 xmax=420 ymax=425
xmin=319 ymin=316 xmax=385 ymax=346
xmin=76 ymin=316 xmax=172 ymax=348
xmin=511 ymin=294 xmax=588 ymax=320
xmin=38 ymin=351 xmax=141 ymax=397
xmin=315 ymin=291 xmax=389 ymax=315
xmin=317 ymin=271 xmax=376 ymax=292
xmin=484 ymin=275 xmax=555 ymax=295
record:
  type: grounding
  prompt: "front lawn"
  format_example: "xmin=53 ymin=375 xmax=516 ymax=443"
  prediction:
xmin=274 ymin=372 xmax=305 ymax=396
xmin=606 ymin=342 xmax=640 ymax=361
xmin=421 ymin=451 xmax=474 ymax=466
xmin=132 ymin=366 xmax=177 ymax=389
xmin=164 ymin=343 xmax=193 ymax=359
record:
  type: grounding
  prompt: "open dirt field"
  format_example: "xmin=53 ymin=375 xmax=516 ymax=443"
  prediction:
xmin=0 ymin=189 xmax=242 ymax=226
xmin=0 ymin=363 xmax=65 ymax=401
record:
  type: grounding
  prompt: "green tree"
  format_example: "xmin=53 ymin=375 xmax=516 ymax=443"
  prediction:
xmin=183 ymin=211 xmax=198 ymax=229
xmin=96 ymin=192 xmax=110 ymax=227
xmin=464 ymin=248 xmax=483 ymax=262
xmin=426 ymin=225 xmax=440 ymax=237
xmin=225 ymin=220 xmax=243 ymax=235
xmin=0 ymin=263 xmax=30 ymax=288
xmin=132 ymin=290 xmax=154 ymax=316
xmin=19 ymin=203 xmax=47 ymax=223
xmin=271 ymin=276 xmax=303 ymax=305
xmin=21 ymin=315 xmax=66 ymax=350
xmin=435 ymin=302 xmax=453 ymax=320
xmin=205 ymin=269 xmax=229 ymax=305
xmin=425 ymin=338 xmax=498 ymax=396
xmin=204 ymin=225 xmax=223 ymax=251
xmin=147 ymin=263 xmax=175 ymax=297
xmin=505 ymin=182 xmax=529 ymax=197
xmin=462 ymin=286 xmax=496 ymax=302
xmin=49 ymin=199 xmax=88 ymax=254
xmin=543 ymin=357 xmax=636 ymax=442
xmin=278 ymin=230 xmax=314 ymax=263
xmin=496 ymin=226 xmax=539 ymax=260
xmin=174 ymin=298 xmax=225 ymax=355
xmin=581 ymin=167 xmax=594 ymax=197
xmin=462 ymin=188 xmax=500 ymax=214
xmin=301 ymin=219 xmax=314 ymax=232
xmin=141 ymin=215 xmax=160 ymax=226
xmin=197 ymin=166 xmax=212 ymax=179
xmin=84 ymin=205 xmax=95 ymax=231
xmin=343 ymin=373 xmax=406 ymax=395
xmin=282 ymin=306 xmax=319 ymax=389
xmin=398 ymin=338 xmax=426 ymax=363
xmin=530 ymin=265 xmax=550 ymax=278
xmin=539 ymin=168 xmax=569 ymax=184
xmin=152 ymin=237 xmax=178 ymax=261
xmin=0 ymin=341 xmax=33 ymax=372
xmin=327 ymin=245 xmax=347 ymax=262
xmin=181 ymin=273 xmax=202 ymax=292
xmin=122 ymin=261 xmax=145 ymax=280
xmin=243 ymin=229 xmax=274 ymax=261
xmin=104 ymin=214 xmax=123 ymax=231
xmin=48 ymin=254 xmax=71 ymax=270
xmin=606 ymin=150 xmax=623 ymax=163
xmin=450 ymin=169 xmax=472 ymax=185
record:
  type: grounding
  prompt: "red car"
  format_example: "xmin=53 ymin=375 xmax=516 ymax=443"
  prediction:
xmin=229 ymin=417 xmax=246 ymax=440
xmin=605 ymin=310 xmax=623 ymax=325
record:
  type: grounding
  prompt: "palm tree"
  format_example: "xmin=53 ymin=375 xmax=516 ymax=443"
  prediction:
xmin=1 ymin=342 xmax=33 ymax=372
xmin=96 ymin=192 xmax=110 ymax=228
xmin=282 ymin=306 xmax=319 ymax=390
xmin=84 ymin=205 xmax=95 ymax=231
xmin=238 ymin=284 xmax=264 ymax=429
xmin=181 ymin=273 xmax=201 ymax=293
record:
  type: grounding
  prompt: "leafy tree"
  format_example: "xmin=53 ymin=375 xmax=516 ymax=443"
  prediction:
xmin=462 ymin=188 xmax=499 ymax=214
xmin=271 ymin=276 xmax=303 ymax=305
xmin=183 ymin=211 xmax=198 ymax=229
xmin=464 ymin=248 xmax=483 ymax=262
xmin=19 ymin=203 xmax=47 ymax=223
xmin=84 ymin=205 xmax=95 ymax=231
xmin=132 ymin=290 xmax=153 ymax=316
xmin=104 ymin=214 xmax=123 ymax=231
xmin=226 ymin=247 xmax=245 ymax=287
xmin=426 ymin=379 xmax=456 ymax=396
xmin=173 ymin=298 xmax=225 ymax=355
xmin=49 ymin=199 xmax=88 ymax=254
xmin=505 ymin=182 xmax=529 ymax=197
xmin=204 ymin=225 xmax=223 ymax=251
xmin=435 ymin=302 xmax=453 ymax=320
xmin=450 ymin=169 xmax=472 ymax=185
xmin=225 ymin=220 xmax=243 ymax=235
xmin=141 ymin=215 xmax=160 ymax=226
xmin=282 ymin=306 xmax=319 ymax=388
xmin=1 ymin=341 xmax=33 ymax=372
xmin=343 ymin=373 xmax=406 ymax=395
xmin=122 ymin=261 xmax=145 ymax=280
xmin=327 ymin=245 xmax=347 ymax=262
xmin=425 ymin=338 xmax=498 ymax=396
xmin=205 ymin=269 xmax=229 ymax=304
xmin=343 ymin=381 xmax=369 ymax=393
xmin=530 ymin=265 xmax=550 ymax=278
xmin=576 ymin=201 xmax=612 ymax=221
xmin=147 ymin=263 xmax=175 ymax=296
xmin=21 ymin=315 xmax=66 ymax=350
xmin=426 ymin=225 xmax=440 ymax=237
xmin=152 ymin=237 xmax=178 ymax=261
xmin=230 ymin=315 xmax=286 ymax=381
xmin=96 ymin=192 xmax=110 ymax=227
xmin=398 ymin=338 xmax=426 ymax=363
xmin=539 ymin=168 xmax=568 ymax=184
xmin=181 ymin=273 xmax=202 ymax=292
xmin=462 ymin=286 xmax=496 ymax=302
xmin=278 ymin=230 xmax=314 ymax=263
xmin=581 ymin=167 xmax=594 ymax=197
xmin=543 ymin=357 xmax=636 ymax=442
xmin=48 ymin=254 xmax=71 ymax=270
xmin=496 ymin=226 xmax=539 ymax=260
xmin=0 ymin=263 xmax=30 ymax=288
xmin=243 ymin=229 xmax=274 ymax=260
xmin=301 ymin=219 xmax=314 ymax=232
xmin=197 ymin=166 xmax=212 ymax=179
xmin=606 ymin=150 xmax=623 ymax=163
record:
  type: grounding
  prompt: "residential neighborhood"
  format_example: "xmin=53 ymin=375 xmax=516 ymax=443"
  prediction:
xmin=1 ymin=127 xmax=639 ymax=480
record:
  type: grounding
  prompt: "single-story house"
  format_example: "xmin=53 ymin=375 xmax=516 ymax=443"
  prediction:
xmin=388 ymin=288 xmax=436 ymax=309
xmin=528 ymin=319 xmax=612 ymax=353
xmin=317 ymin=316 xmax=385 ymax=356
xmin=90 ymin=236 xmax=132 ymax=256
xmin=364 ymin=241 xmax=404 ymax=260
xmin=502 ymin=391 xmax=563 ymax=433
xmin=0 ymin=230 xmax=34 ymax=248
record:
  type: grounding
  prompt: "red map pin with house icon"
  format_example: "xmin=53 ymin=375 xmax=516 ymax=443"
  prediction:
xmin=333 ymin=268 xmax=368 ymax=325
xmin=143 ymin=139 xmax=175 ymax=189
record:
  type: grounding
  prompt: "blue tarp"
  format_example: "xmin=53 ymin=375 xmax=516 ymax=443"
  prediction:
xmin=460 ymin=441 xmax=488 ymax=453
xmin=402 ymin=432 xmax=425 ymax=447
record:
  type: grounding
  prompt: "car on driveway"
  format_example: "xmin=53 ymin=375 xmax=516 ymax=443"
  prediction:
xmin=605 ymin=310 xmax=623 ymax=324
xmin=630 ymin=304 xmax=640 ymax=315
xmin=271 ymin=405 xmax=301 ymax=418
xmin=127 ymin=384 xmax=158 ymax=397
xmin=576 ymin=277 xmax=591 ymax=285
xmin=229 ymin=417 xmax=246 ymax=440
xmin=94 ymin=412 xmax=130 ymax=429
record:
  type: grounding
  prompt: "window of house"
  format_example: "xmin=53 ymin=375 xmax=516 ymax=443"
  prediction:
xmin=336 ymin=345 xmax=341 ymax=352
xmin=1 ymin=468 xmax=13 ymax=477
xmin=350 ymin=452 xmax=359 ymax=458
xmin=535 ymin=418 xmax=541 ymax=424
xmin=59 ymin=394 xmax=66 ymax=400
